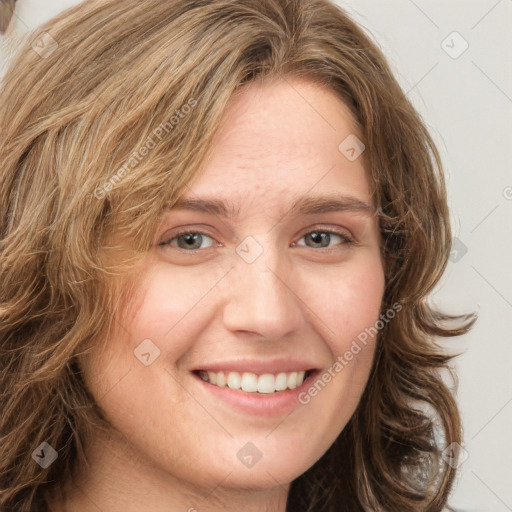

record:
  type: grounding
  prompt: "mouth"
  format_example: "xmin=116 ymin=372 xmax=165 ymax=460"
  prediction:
xmin=192 ymin=369 xmax=316 ymax=394
xmin=191 ymin=363 xmax=322 ymax=417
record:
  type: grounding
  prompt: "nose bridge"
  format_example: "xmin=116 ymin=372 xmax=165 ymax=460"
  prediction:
xmin=222 ymin=238 xmax=305 ymax=339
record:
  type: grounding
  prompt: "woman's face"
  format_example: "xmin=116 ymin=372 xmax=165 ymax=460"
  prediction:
xmin=79 ymin=78 xmax=385 ymax=503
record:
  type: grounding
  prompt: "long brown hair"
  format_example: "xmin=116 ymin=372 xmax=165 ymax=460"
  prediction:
xmin=0 ymin=1 xmax=475 ymax=510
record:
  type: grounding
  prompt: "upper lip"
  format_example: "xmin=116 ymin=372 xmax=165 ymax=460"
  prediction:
xmin=192 ymin=359 xmax=321 ymax=375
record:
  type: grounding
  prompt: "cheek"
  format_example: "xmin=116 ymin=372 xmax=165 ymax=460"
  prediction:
xmin=78 ymin=268 xmax=194 ymax=403
xmin=306 ymin=254 xmax=386 ymax=352
xmin=293 ymin=253 xmax=385 ymax=408
xmin=282 ymin=256 xmax=385 ymax=469
xmin=116 ymin=264 xmax=221 ymax=360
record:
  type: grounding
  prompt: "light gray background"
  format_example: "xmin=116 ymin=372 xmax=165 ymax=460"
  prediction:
xmin=1 ymin=1 xmax=511 ymax=510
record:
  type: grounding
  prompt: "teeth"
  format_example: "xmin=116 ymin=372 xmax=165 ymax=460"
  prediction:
xmin=198 ymin=370 xmax=308 ymax=393
xmin=216 ymin=371 xmax=226 ymax=387
xmin=257 ymin=374 xmax=274 ymax=394
xmin=241 ymin=372 xmax=258 ymax=392
xmin=275 ymin=372 xmax=288 ymax=391
xmin=227 ymin=372 xmax=241 ymax=390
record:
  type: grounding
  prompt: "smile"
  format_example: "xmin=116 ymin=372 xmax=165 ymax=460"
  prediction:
xmin=196 ymin=370 xmax=311 ymax=394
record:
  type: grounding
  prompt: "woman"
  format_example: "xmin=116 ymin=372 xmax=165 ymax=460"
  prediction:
xmin=0 ymin=0 xmax=476 ymax=510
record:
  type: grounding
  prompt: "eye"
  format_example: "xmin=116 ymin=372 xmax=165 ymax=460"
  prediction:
xmin=158 ymin=227 xmax=355 ymax=253
xmin=295 ymin=229 xmax=354 ymax=249
xmin=158 ymin=231 xmax=217 ymax=251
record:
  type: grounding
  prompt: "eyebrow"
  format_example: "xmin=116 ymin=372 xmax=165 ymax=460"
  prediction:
xmin=290 ymin=194 xmax=374 ymax=216
xmin=170 ymin=194 xmax=374 ymax=219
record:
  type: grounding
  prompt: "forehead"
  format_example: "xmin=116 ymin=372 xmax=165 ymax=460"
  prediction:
xmin=179 ymin=77 xmax=371 ymax=214
xmin=210 ymin=77 xmax=359 ymax=158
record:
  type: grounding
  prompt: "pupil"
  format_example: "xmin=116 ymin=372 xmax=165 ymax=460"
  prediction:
xmin=181 ymin=233 xmax=201 ymax=249
xmin=309 ymin=232 xmax=328 ymax=247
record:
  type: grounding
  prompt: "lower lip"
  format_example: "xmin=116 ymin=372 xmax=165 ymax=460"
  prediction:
xmin=192 ymin=371 xmax=319 ymax=418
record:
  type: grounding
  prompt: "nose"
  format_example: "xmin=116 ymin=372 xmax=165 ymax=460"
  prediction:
xmin=221 ymin=244 xmax=306 ymax=340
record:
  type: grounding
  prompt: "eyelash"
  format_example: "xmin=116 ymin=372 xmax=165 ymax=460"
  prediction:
xmin=158 ymin=227 xmax=356 ymax=252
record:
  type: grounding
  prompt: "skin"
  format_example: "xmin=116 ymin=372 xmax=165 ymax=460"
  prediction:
xmin=56 ymin=77 xmax=385 ymax=512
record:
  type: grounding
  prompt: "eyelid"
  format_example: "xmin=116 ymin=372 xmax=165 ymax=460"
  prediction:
xmin=299 ymin=224 xmax=355 ymax=241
